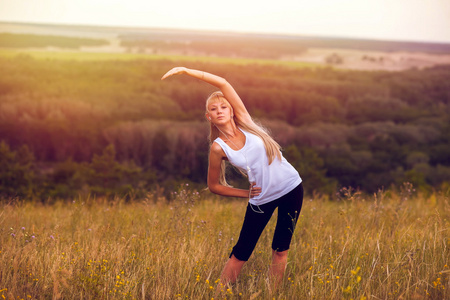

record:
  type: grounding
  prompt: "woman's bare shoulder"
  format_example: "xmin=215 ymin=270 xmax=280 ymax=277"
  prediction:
xmin=210 ymin=141 xmax=223 ymax=153
xmin=210 ymin=142 xmax=227 ymax=159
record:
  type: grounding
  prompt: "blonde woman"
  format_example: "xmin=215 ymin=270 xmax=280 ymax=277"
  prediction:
xmin=161 ymin=67 xmax=303 ymax=289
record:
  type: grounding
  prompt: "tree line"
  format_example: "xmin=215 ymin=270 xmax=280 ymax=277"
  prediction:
xmin=0 ymin=54 xmax=449 ymax=200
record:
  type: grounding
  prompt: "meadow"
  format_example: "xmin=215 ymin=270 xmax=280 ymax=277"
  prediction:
xmin=0 ymin=27 xmax=449 ymax=299
xmin=1 ymin=184 xmax=448 ymax=299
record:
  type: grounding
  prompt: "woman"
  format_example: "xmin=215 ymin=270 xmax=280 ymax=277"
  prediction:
xmin=161 ymin=67 xmax=303 ymax=289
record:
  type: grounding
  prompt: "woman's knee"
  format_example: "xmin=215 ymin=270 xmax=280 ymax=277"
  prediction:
xmin=272 ymin=249 xmax=288 ymax=259
xmin=231 ymin=254 xmax=244 ymax=261
xmin=230 ymin=254 xmax=247 ymax=266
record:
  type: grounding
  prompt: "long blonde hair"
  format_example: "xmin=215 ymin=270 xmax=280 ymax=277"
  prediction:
xmin=206 ymin=91 xmax=282 ymax=186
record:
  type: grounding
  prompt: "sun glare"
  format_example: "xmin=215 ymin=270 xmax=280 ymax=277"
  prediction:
xmin=0 ymin=0 xmax=449 ymax=42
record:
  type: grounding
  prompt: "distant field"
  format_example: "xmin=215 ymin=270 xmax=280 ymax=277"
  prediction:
xmin=0 ymin=33 xmax=108 ymax=49
xmin=2 ymin=22 xmax=450 ymax=71
xmin=2 ymin=21 xmax=450 ymax=54
xmin=0 ymin=48 xmax=318 ymax=68
xmin=0 ymin=186 xmax=448 ymax=299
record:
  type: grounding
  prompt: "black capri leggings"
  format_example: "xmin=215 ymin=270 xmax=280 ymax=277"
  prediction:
xmin=230 ymin=183 xmax=304 ymax=261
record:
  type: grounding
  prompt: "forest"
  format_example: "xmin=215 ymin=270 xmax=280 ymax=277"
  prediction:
xmin=0 ymin=50 xmax=449 ymax=200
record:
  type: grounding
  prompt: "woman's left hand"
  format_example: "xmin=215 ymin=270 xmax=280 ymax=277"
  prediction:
xmin=249 ymin=183 xmax=262 ymax=198
xmin=161 ymin=67 xmax=187 ymax=80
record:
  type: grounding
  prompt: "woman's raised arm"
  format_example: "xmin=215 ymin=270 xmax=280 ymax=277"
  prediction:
xmin=161 ymin=67 xmax=253 ymax=123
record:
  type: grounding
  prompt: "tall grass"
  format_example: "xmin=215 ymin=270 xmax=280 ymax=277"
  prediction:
xmin=1 ymin=184 xmax=448 ymax=299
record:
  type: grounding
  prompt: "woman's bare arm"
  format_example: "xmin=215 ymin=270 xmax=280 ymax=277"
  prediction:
xmin=161 ymin=67 xmax=253 ymax=124
xmin=162 ymin=67 xmax=261 ymax=198
xmin=207 ymin=143 xmax=261 ymax=198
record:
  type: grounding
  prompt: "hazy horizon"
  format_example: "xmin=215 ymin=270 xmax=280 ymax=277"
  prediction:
xmin=1 ymin=20 xmax=450 ymax=46
xmin=1 ymin=0 xmax=449 ymax=44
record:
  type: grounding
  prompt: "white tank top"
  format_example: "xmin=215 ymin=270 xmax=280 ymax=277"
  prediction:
xmin=214 ymin=129 xmax=302 ymax=205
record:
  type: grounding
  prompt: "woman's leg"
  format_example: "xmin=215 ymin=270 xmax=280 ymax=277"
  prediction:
xmin=270 ymin=183 xmax=304 ymax=287
xmin=220 ymin=254 xmax=246 ymax=286
xmin=268 ymin=249 xmax=289 ymax=288
xmin=222 ymin=201 xmax=278 ymax=287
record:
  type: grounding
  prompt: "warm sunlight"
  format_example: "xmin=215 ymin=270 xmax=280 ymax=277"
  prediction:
xmin=0 ymin=0 xmax=449 ymax=42
xmin=1 ymin=0 xmax=450 ymax=298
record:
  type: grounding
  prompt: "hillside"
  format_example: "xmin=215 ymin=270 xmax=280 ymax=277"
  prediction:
xmin=0 ymin=50 xmax=449 ymax=199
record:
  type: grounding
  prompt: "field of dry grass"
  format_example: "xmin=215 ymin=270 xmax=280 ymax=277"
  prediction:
xmin=1 ymin=184 xmax=448 ymax=299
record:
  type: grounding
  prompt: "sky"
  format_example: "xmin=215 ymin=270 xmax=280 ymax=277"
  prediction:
xmin=1 ymin=0 xmax=449 ymax=43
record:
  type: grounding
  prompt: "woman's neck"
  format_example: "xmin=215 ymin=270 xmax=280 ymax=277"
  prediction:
xmin=216 ymin=122 xmax=239 ymax=139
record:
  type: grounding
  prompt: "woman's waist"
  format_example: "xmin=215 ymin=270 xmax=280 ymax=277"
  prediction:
xmin=249 ymin=173 xmax=302 ymax=204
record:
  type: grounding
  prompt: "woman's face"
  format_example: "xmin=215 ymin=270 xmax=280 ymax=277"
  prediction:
xmin=206 ymin=99 xmax=233 ymax=125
